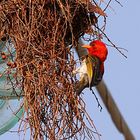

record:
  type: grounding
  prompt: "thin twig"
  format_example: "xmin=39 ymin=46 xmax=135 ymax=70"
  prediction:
xmin=90 ymin=88 xmax=102 ymax=112
xmin=114 ymin=0 xmax=123 ymax=7
xmin=95 ymin=25 xmax=127 ymax=58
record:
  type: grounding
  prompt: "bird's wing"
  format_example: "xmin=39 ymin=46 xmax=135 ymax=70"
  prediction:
xmin=86 ymin=55 xmax=102 ymax=88
xmin=85 ymin=56 xmax=94 ymax=87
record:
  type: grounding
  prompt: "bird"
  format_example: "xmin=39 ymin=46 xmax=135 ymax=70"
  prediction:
xmin=74 ymin=40 xmax=108 ymax=95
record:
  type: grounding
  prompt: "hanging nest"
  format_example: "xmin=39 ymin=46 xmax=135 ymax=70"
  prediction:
xmin=0 ymin=0 xmax=107 ymax=139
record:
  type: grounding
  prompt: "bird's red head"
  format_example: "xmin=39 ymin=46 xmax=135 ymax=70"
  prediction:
xmin=82 ymin=40 xmax=108 ymax=62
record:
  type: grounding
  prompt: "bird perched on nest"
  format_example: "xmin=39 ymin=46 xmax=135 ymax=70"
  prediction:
xmin=74 ymin=40 xmax=108 ymax=95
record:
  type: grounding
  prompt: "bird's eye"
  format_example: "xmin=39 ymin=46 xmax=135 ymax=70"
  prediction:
xmin=90 ymin=43 xmax=95 ymax=47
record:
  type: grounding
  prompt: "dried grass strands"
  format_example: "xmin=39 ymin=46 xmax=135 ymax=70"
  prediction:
xmin=0 ymin=0 xmax=104 ymax=139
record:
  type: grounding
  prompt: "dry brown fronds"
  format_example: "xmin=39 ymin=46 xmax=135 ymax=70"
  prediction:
xmin=0 ymin=0 xmax=107 ymax=139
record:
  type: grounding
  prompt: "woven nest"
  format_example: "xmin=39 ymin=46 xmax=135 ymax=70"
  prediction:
xmin=0 ymin=0 xmax=107 ymax=139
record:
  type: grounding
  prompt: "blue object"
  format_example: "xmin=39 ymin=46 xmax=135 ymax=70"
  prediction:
xmin=0 ymin=40 xmax=24 ymax=135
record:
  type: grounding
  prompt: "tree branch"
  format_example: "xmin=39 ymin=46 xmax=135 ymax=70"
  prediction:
xmin=96 ymin=80 xmax=135 ymax=140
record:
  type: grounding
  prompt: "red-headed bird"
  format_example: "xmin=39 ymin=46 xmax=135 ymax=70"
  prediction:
xmin=74 ymin=40 xmax=108 ymax=95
